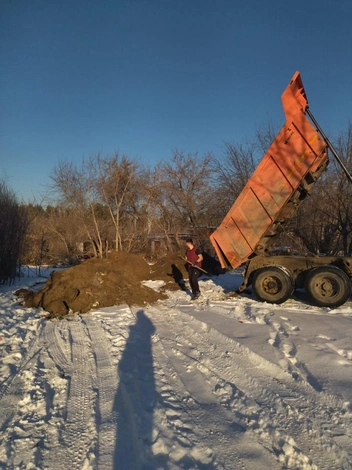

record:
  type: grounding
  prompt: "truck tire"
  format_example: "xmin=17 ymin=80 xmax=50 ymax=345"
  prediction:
xmin=304 ymin=265 xmax=351 ymax=307
xmin=252 ymin=266 xmax=294 ymax=304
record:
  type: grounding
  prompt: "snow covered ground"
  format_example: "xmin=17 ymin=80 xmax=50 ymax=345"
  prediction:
xmin=1 ymin=268 xmax=352 ymax=469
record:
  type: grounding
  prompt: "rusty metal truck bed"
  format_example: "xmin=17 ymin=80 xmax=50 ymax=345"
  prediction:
xmin=210 ymin=72 xmax=329 ymax=269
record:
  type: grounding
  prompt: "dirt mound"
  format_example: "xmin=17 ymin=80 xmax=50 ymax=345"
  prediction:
xmin=19 ymin=251 xmax=221 ymax=317
xmin=22 ymin=252 xmax=168 ymax=317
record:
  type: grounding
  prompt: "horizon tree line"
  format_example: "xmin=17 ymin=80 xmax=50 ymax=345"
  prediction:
xmin=1 ymin=121 xmax=351 ymax=281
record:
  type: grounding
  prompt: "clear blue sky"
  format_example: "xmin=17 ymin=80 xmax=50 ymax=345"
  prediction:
xmin=1 ymin=0 xmax=351 ymax=202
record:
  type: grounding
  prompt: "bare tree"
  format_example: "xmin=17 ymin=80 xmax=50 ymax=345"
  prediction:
xmin=322 ymin=122 xmax=352 ymax=254
xmin=50 ymin=153 xmax=144 ymax=256
xmin=152 ymin=151 xmax=214 ymax=245
xmin=255 ymin=120 xmax=279 ymax=154
xmin=143 ymin=165 xmax=184 ymax=251
xmin=291 ymin=177 xmax=340 ymax=254
xmin=214 ymin=122 xmax=279 ymax=209
xmin=22 ymin=204 xmax=50 ymax=266
xmin=0 ymin=181 xmax=28 ymax=283
xmin=94 ymin=153 xmax=140 ymax=251
xmin=50 ymin=160 xmax=107 ymax=257
xmin=212 ymin=141 xmax=257 ymax=222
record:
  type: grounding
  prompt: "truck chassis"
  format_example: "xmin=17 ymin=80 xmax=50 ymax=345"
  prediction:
xmin=241 ymin=255 xmax=352 ymax=307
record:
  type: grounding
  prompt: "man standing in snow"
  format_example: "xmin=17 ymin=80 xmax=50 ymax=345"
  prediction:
xmin=185 ymin=238 xmax=203 ymax=300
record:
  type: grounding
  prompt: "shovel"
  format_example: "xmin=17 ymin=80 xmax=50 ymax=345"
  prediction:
xmin=178 ymin=256 xmax=209 ymax=274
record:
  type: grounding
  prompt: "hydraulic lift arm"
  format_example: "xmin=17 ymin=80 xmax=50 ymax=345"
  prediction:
xmin=306 ymin=107 xmax=352 ymax=185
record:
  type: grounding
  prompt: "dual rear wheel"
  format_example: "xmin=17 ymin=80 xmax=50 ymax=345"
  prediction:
xmin=304 ymin=265 xmax=351 ymax=307
xmin=252 ymin=264 xmax=351 ymax=307
xmin=252 ymin=266 xmax=294 ymax=304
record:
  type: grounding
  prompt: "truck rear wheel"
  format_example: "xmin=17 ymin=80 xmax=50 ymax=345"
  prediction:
xmin=252 ymin=266 xmax=294 ymax=304
xmin=305 ymin=266 xmax=351 ymax=307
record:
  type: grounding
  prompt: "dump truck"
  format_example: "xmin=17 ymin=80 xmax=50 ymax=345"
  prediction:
xmin=210 ymin=71 xmax=352 ymax=308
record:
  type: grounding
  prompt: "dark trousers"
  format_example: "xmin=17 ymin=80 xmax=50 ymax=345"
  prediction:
xmin=188 ymin=267 xmax=200 ymax=295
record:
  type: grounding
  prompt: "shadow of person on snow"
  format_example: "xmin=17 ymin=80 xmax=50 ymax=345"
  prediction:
xmin=167 ymin=264 xmax=193 ymax=296
xmin=113 ymin=310 xmax=162 ymax=469
xmin=168 ymin=264 xmax=185 ymax=287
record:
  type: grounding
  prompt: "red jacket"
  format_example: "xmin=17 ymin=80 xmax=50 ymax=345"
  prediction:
xmin=186 ymin=246 xmax=202 ymax=268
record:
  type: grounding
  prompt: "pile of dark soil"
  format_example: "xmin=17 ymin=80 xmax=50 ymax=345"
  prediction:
xmin=20 ymin=252 xmax=163 ymax=317
xmin=18 ymin=251 xmax=221 ymax=317
xmin=19 ymin=252 xmax=189 ymax=317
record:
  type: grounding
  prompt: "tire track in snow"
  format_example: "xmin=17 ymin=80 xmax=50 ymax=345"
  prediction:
xmin=182 ymin=312 xmax=352 ymax=470
xmin=189 ymin=300 xmax=320 ymax=390
xmin=93 ymin=306 xmax=156 ymax=470
xmin=96 ymin=306 xmax=246 ymax=469
xmin=42 ymin=319 xmax=71 ymax=370
xmin=153 ymin=321 xmax=281 ymax=468
xmin=82 ymin=315 xmax=119 ymax=470
xmin=148 ymin=306 xmax=352 ymax=470
xmin=0 ymin=319 xmax=61 ymax=468
xmin=149 ymin=306 xmax=280 ymax=469
xmin=151 ymin=327 xmax=279 ymax=469
xmin=0 ymin=319 xmax=44 ymax=433
xmin=44 ymin=316 xmax=96 ymax=470
xmin=94 ymin=305 xmax=225 ymax=470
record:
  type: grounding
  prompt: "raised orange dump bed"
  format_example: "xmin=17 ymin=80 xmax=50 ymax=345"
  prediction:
xmin=210 ymin=72 xmax=329 ymax=269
